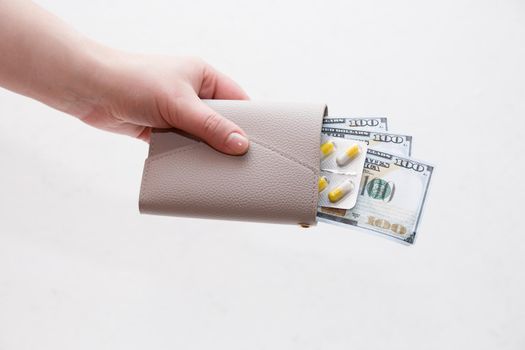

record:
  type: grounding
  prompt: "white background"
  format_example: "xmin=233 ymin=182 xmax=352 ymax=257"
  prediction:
xmin=1 ymin=0 xmax=524 ymax=349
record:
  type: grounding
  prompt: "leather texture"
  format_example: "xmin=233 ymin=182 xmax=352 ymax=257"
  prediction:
xmin=139 ymin=100 xmax=328 ymax=225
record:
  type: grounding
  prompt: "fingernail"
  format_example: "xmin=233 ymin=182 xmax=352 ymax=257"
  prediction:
xmin=226 ymin=132 xmax=249 ymax=154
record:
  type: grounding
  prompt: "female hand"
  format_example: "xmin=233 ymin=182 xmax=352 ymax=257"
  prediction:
xmin=0 ymin=0 xmax=250 ymax=155
xmin=76 ymin=53 xmax=250 ymax=154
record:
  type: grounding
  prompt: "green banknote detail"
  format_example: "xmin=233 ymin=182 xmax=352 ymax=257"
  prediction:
xmin=317 ymin=148 xmax=433 ymax=244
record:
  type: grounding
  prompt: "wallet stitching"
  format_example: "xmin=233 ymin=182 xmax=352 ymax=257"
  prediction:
xmin=249 ymin=138 xmax=318 ymax=174
xmin=306 ymin=166 xmax=318 ymax=224
xmin=145 ymin=139 xmax=317 ymax=174
xmin=250 ymin=139 xmax=318 ymax=223
xmin=146 ymin=143 xmax=208 ymax=163
xmin=142 ymin=139 xmax=318 ymax=224
xmin=250 ymin=138 xmax=317 ymax=223
xmin=140 ymin=143 xmax=204 ymax=206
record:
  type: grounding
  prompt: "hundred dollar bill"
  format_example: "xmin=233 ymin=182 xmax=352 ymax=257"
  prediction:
xmin=323 ymin=117 xmax=388 ymax=131
xmin=322 ymin=126 xmax=412 ymax=157
xmin=317 ymin=148 xmax=433 ymax=244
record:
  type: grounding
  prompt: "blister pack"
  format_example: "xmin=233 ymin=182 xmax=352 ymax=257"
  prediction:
xmin=318 ymin=135 xmax=368 ymax=210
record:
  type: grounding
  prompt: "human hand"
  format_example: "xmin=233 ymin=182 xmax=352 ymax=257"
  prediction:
xmin=75 ymin=53 xmax=250 ymax=155
xmin=0 ymin=1 xmax=250 ymax=154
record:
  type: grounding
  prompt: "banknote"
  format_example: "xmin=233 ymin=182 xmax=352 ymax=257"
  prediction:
xmin=322 ymin=126 xmax=412 ymax=157
xmin=323 ymin=117 xmax=388 ymax=131
xmin=317 ymin=148 xmax=433 ymax=244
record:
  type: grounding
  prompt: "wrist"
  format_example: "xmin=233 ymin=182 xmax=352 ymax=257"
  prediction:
xmin=54 ymin=39 xmax=122 ymax=119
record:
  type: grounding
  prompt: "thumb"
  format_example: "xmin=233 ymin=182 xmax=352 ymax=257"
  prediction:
xmin=174 ymin=96 xmax=250 ymax=155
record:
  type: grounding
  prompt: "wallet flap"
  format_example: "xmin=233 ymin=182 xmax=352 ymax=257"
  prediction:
xmin=140 ymin=100 xmax=328 ymax=225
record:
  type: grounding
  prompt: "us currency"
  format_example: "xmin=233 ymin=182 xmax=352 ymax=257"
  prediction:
xmin=323 ymin=117 xmax=388 ymax=132
xmin=322 ymin=126 xmax=412 ymax=157
xmin=317 ymin=148 xmax=433 ymax=244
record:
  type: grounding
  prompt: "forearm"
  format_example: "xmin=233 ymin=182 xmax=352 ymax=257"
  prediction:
xmin=0 ymin=0 xmax=250 ymax=153
xmin=0 ymin=0 xmax=109 ymax=116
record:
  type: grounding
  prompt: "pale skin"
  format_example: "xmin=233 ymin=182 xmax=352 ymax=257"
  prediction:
xmin=0 ymin=0 xmax=250 ymax=155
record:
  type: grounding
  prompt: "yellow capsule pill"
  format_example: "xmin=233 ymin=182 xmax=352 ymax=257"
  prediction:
xmin=328 ymin=179 xmax=354 ymax=203
xmin=336 ymin=144 xmax=360 ymax=166
xmin=318 ymin=176 xmax=329 ymax=192
xmin=320 ymin=141 xmax=336 ymax=158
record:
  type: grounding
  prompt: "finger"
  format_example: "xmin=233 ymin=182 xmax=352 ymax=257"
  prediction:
xmin=199 ymin=64 xmax=249 ymax=100
xmin=97 ymin=121 xmax=151 ymax=143
xmin=172 ymin=95 xmax=250 ymax=155
xmin=136 ymin=126 xmax=152 ymax=142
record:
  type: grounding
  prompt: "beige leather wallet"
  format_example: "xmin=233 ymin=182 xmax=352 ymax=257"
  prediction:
xmin=139 ymin=100 xmax=328 ymax=225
